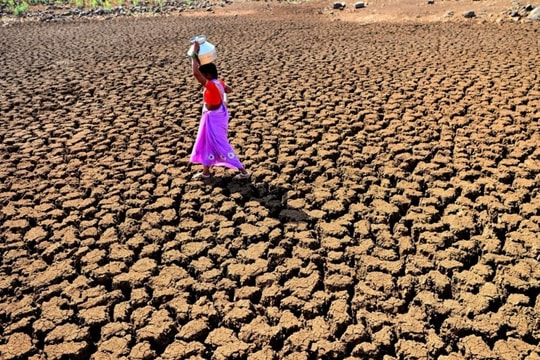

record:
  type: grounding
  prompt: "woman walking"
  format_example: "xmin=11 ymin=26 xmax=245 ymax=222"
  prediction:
xmin=189 ymin=41 xmax=250 ymax=181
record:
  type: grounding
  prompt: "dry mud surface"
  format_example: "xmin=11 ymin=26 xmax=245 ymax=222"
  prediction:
xmin=1 ymin=2 xmax=540 ymax=359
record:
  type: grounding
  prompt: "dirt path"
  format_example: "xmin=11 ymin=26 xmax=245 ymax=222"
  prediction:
xmin=1 ymin=2 xmax=540 ymax=359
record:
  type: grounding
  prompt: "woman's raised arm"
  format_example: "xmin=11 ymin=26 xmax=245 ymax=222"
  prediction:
xmin=191 ymin=42 xmax=207 ymax=86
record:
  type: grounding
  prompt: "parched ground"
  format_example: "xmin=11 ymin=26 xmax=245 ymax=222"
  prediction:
xmin=1 ymin=1 xmax=540 ymax=359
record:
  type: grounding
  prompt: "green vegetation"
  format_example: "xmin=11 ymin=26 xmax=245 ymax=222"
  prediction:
xmin=13 ymin=0 xmax=29 ymax=15
xmin=1 ymin=0 xmax=29 ymax=16
xmin=0 ymin=0 xmax=199 ymax=15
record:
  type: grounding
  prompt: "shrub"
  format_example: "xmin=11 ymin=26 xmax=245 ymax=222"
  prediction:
xmin=13 ymin=0 xmax=29 ymax=15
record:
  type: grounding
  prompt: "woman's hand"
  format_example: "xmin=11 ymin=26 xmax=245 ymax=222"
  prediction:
xmin=193 ymin=41 xmax=200 ymax=55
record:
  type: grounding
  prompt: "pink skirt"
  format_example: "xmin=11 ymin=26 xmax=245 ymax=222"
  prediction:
xmin=189 ymin=105 xmax=244 ymax=169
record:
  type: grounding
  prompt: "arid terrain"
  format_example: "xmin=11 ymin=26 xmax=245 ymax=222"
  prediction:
xmin=1 ymin=0 xmax=540 ymax=359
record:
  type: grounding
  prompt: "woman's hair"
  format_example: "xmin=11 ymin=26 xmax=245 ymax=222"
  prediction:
xmin=199 ymin=63 xmax=218 ymax=80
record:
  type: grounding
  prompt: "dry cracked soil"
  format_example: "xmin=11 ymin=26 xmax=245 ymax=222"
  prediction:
xmin=1 ymin=0 xmax=540 ymax=359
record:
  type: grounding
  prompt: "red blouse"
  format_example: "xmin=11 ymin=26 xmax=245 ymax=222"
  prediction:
xmin=203 ymin=80 xmax=226 ymax=107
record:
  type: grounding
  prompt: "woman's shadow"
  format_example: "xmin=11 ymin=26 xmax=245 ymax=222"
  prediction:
xmin=202 ymin=175 xmax=311 ymax=224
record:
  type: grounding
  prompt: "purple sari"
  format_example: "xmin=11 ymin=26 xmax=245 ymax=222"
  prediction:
xmin=189 ymin=80 xmax=244 ymax=169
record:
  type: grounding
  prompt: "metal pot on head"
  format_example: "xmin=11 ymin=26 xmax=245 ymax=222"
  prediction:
xmin=187 ymin=35 xmax=217 ymax=65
